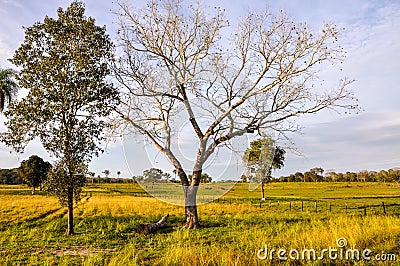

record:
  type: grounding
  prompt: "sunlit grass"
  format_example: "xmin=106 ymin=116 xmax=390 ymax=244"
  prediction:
xmin=0 ymin=182 xmax=399 ymax=265
xmin=0 ymin=193 xmax=59 ymax=223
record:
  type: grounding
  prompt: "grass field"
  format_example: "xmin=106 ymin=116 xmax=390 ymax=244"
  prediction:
xmin=0 ymin=182 xmax=399 ymax=265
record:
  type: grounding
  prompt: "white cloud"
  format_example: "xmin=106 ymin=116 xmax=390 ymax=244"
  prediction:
xmin=276 ymin=109 xmax=400 ymax=176
xmin=0 ymin=0 xmax=21 ymax=8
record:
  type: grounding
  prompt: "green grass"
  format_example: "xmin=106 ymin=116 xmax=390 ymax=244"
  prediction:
xmin=0 ymin=182 xmax=399 ymax=265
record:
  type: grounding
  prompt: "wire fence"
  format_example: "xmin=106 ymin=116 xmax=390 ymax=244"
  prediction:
xmin=122 ymin=191 xmax=400 ymax=216
xmin=215 ymin=197 xmax=400 ymax=215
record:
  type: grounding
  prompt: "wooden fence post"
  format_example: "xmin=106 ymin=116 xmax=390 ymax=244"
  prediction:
xmin=301 ymin=201 xmax=304 ymax=212
xmin=315 ymin=201 xmax=317 ymax=213
xmin=382 ymin=202 xmax=386 ymax=215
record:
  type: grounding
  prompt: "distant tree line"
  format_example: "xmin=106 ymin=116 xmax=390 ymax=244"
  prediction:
xmin=131 ymin=168 xmax=212 ymax=184
xmin=0 ymin=168 xmax=22 ymax=184
xmin=86 ymin=177 xmax=133 ymax=184
xmin=0 ymin=155 xmax=51 ymax=191
xmin=272 ymin=167 xmax=400 ymax=183
xmin=3 ymin=162 xmax=399 ymax=187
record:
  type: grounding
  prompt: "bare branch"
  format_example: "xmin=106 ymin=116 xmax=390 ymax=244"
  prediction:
xmin=112 ymin=0 xmax=359 ymax=187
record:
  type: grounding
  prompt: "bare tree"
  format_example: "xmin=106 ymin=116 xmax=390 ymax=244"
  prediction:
xmin=113 ymin=0 xmax=359 ymax=229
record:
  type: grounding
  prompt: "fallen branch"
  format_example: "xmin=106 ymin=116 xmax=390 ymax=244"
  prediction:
xmin=137 ymin=214 xmax=169 ymax=234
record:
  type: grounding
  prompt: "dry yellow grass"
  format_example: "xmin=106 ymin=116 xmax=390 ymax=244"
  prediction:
xmin=0 ymin=183 xmax=399 ymax=265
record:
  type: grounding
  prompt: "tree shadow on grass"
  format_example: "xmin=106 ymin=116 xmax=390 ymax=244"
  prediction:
xmin=198 ymin=219 xmax=228 ymax=229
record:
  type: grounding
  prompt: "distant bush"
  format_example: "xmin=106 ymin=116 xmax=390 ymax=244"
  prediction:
xmin=0 ymin=168 xmax=23 ymax=184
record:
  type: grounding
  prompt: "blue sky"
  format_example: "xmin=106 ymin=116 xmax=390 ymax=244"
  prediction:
xmin=0 ymin=0 xmax=399 ymax=179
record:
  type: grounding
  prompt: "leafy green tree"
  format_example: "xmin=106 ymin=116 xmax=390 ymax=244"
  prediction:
xmin=311 ymin=167 xmax=324 ymax=182
xmin=102 ymin=169 xmax=110 ymax=178
xmin=324 ymin=170 xmax=337 ymax=182
xmin=45 ymin=160 xmax=86 ymax=216
xmin=304 ymin=171 xmax=316 ymax=182
xmin=243 ymin=138 xmax=285 ymax=199
xmin=376 ymin=170 xmax=388 ymax=182
xmin=387 ymin=169 xmax=400 ymax=183
xmin=356 ymin=170 xmax=370 ymax=182
xmin=337 ymin=173 xmax=345 ymax=182
xmin=143 ymin=168 xmax=171 ymax=183
xmin=2 ymin=1 xmax=118 ymax=235
xmin=344 ymin=171 xmax=357 ymax=182
xmin=191 ymin=173 xmax=212 ymax=183
xmin=133 ymin=175 xmax=144 ymax=183
xmin=0 ymin=67 xmax=18 ymax=112
xmin=294 ymin=172 xmax=304 ymax=182
xmin=287 ymin=174 xmax=296 ymax=182
xmin=0 ymin=168 xmax=22 ymax=184
xmin=201 ymin=173 xmax=212 ymax=183
xmin=19 ymin=155 xmax=51 ymax=194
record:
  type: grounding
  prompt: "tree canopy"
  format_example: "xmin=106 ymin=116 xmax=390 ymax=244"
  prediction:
xmin=19 ymin=155 xmax=51 ymax=195
xmin=113 ymin=0 xmax=358 ymax=228
xmin=142 ymin=168 xmax=171 ymax=183
xmin=103 ymin=169 xmax=110 ymax=178
xmin=243 ymin=138 xmax=285 ymax=198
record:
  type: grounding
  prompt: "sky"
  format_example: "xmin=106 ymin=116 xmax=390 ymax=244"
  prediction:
xmin=0 ymin=0 xmax=399 ymax=179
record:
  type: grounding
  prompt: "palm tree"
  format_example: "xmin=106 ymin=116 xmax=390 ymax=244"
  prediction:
xmin=0 ymin=67 xmax=18 ymax=112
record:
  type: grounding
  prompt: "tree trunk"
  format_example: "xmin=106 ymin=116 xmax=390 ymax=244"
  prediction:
xmin=66 ymin=188 xmax=74 ymax=235
xmin=137 ymin=214 xmax=169 ymax=234
xmin=261 ymin=181 xmax=265 ymax=200
xmin=184 ymin=185 xmax=199 ymax=229
xmin=31 ymin=186 xmax=35 ymax=195
xmin=175 ymin=167 xmax=200 ymax=229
